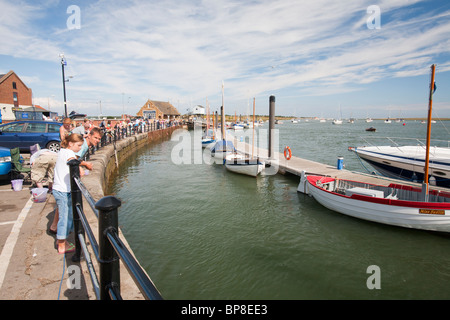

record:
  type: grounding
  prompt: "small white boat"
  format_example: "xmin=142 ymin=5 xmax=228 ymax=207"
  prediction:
xmin=298 ymin=172 xmax=450 ymax=233
xmin=232 ymin=123 xmax=244 ymax=130
xmin=225 ymin=156 xmax=264 ymax=177
xmin=332 ymin=119 xmax=342 ymax=125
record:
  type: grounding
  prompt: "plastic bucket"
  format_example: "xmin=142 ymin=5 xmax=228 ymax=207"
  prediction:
xmin=337 ymin=156 xmax=344 ymax=170
xmin=31 ymin=188 xmax=48 ymax=203
xmin=11 ymin=179 xmax=23 ymax=191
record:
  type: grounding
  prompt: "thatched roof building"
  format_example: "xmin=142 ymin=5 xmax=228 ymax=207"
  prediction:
xmin=137 ymin=99 xmax=180 ymax=120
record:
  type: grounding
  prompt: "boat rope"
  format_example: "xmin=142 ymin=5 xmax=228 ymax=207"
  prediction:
xmin=353 ymin=151 xmax=378 ymax=175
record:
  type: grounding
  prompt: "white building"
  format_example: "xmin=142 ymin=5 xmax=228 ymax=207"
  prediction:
xmin=187 ymin=105 xmax=206 ymax=116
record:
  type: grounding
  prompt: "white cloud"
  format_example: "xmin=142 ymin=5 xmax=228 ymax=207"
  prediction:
xmin=1 ymin=0 xmax=450 ymax=116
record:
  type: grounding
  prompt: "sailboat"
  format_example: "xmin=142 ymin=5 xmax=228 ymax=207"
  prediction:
xmin=298 ymin=65 xmax=450 ymax=233
xmin=201 ymin=98 xmax=216 ymax=148
xmin=332 ymin=104 xmax=343 ymax=124
xmin=225 ymin=97 xmax=264 ymax=177
xmin=211 ymin=81 xmax=236 ymax=159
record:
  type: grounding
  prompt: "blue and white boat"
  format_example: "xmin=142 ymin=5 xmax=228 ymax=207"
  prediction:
xmin=202 ymin=138 xmax=216 ymax=148
xmin=350 ymin=145 xmax=450 ymax=188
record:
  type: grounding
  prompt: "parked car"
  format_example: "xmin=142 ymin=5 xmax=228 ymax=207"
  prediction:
xmin=0 ymin=120 xmax=62 ymax=152
xmin=0 ymin=146 xmax=12 ymax=179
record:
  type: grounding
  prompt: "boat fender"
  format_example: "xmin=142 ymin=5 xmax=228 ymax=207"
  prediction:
xmin=284 ymin=146 xmax=292 ymax=160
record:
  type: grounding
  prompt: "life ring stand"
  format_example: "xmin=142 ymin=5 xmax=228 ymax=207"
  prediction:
xmin=284 ymin=146 xmax=292 ymax=160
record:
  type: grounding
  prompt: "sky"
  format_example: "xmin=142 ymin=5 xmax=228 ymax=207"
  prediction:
xmin=1 ymin=0 xmax=450 ymax=119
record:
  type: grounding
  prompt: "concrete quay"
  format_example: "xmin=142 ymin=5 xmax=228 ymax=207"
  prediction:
xmin=0 ymin=125 xmax=181 ymax=300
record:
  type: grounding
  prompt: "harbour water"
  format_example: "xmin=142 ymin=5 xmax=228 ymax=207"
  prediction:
xmin=108 ymin=119 xmax=450 ymax=299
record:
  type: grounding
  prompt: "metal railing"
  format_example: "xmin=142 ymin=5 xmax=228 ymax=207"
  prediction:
xmin=66 ymin=125 xmax=168 ymax=300
xmin=85 ymin=120 xmax=183 ymax=160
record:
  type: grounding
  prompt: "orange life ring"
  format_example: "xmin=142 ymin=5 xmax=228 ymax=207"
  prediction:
xmin=284 ymin=146 xmax=292 ymax=160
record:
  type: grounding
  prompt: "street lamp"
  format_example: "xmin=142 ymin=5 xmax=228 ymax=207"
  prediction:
xmin=60 ymin=53 xmax=68 ymax=118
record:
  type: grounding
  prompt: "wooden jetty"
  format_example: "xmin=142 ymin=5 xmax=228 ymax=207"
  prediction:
xmin=232 ymin=138 xmax=448 ymax=191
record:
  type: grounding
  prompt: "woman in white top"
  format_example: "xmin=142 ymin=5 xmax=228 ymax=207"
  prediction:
xmin=52 ymin=133 xmax=84 ymax=254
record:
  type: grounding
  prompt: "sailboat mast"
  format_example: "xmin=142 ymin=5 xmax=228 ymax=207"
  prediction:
xmin=252 ymin=97 xmax=255 ymax=159
xmin=206 ymin=97 xmax=210 ymax=132
xmin=424 ymin=64 xmax=436 ymax=194
xmin=221 ymin=81 xmax=225 ymax=141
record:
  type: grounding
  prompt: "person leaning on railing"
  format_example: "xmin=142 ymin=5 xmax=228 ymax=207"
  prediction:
xmin=75 ymin=127 xmax=104 ymax=174
xmin=49 ymin=127 xmax=104 ymax=237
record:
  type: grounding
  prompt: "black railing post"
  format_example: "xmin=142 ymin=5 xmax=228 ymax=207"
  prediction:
xmin=68 ymin=158 xmax=85 ymax=262
xmin=95 ymin=196 xmax=122 ymax=300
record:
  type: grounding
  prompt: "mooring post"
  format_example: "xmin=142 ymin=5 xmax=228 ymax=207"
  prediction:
xmin=268 ymin=95 xmax=275 ymax=159
xmin=96 ymin=195 xmax=122 ymax=300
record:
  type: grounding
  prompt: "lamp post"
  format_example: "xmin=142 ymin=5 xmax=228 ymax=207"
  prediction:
xmin=60 ymin=53 xmax=68 ymax=118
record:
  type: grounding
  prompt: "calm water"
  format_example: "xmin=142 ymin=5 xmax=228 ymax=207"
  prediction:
xmin=108 ymin=119 xmax=450 ymax=299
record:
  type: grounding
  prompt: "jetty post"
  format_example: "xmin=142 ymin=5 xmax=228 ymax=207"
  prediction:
xmin=268 ymin=95 xmax=275 ymax=159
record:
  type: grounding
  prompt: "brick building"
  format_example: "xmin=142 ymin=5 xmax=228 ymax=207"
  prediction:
xmin=137 ymin=99 xmax=180 ymax=120
xmin=0 ymin=71 xmax=33 ymax=121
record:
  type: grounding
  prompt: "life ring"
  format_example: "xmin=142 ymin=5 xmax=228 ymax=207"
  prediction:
xmin=284 ymin=146 xmax=292 ymax=160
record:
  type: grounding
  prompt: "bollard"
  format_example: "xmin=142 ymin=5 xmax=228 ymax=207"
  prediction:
xmin=96 ymin=196 xmax=122 ymax=300
xmin=68 ymin=158 xmax=85 ymax=262
xmin=337 ymin=156 xmax=344 ymax=170
xmin=268 ymin=95 xmax=275 ymax=159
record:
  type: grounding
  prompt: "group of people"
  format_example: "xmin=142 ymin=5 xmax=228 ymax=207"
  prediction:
xmin=30 ymin=117 xmax=103 ymax=254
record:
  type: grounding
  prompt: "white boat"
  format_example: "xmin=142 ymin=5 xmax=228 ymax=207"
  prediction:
xmin=225 ymin=97 xmax=264 ymax=177
xmin=349 ymin=145 xmax=450 ymax=187
xmin=225 ymin=157 xmax=264 ymax=177
xmin=232 ymin=123 xmax=244 ymax=130
xmin=332 ymin=119 xmax=342 ymax=125
xmin=291 ymin=118 xmax=298 ymax=123
xmin=366 ymin=118 xmax=373 ymax=123
xmin=299 ymin=65 xmax=450 ymax=232
xmin=384 ymin=118 xmax=392 ymax=123
xmin=298 ymin=172 xmax=450 ymax=233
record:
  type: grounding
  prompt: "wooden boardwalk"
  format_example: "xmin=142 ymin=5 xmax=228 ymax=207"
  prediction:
xmin=232 ymin=138 xmax=444 ymax=190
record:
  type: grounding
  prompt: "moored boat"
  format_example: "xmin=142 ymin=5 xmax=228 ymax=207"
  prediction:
xmin=298 ymin=172 xmax=450 ymax=233
xmin=349 ymin=145 xmax=450 ymax=187
xmin=225 ymin=157 xmax=264 ymax=177
xmin=300 ymin=64 xmax=450 ymax=232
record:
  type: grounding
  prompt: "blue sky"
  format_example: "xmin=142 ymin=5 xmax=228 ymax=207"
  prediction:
xmin=1 ymin=0 xmax=450 ymax=118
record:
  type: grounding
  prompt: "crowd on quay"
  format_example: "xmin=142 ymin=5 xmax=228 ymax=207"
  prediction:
xmin=30 ymin=115 xmax=182 ymax=254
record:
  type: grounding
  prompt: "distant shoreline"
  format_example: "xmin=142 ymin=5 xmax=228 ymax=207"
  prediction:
xmin=223 ymin=116 xmax=450 ymax=121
